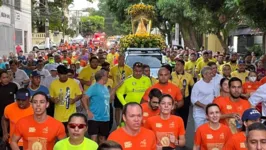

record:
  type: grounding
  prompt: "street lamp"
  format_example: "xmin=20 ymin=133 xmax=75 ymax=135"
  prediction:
xmin=45 ymin=18 xmax=50 ymax=49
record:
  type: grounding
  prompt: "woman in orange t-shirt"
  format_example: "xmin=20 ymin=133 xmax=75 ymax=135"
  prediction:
xmin=242 ymin=71 xmax=262 ymax=112
xmin=144 ymin=94 xmax=186 ymax=149
xmin=193 ymin=103 xmax=232 ymax=150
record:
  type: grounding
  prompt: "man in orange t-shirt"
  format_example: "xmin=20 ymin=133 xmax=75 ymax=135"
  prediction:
xmin=108 ymin=102 xmax=156 ymax=150
xmin=141 ymin=88 xmax=162 ymax=124
xmin=10 ymin=92 xmax=66 ymax=150
xmin=223 ymin=108 xmax=261 ymax=150
xmin=213 ymin=77 xmax=251 ymax=134
xmin=142 ymin=68 xmax=183 ymax=108
xmin=2 ymin=88 xmax=34 ymax=148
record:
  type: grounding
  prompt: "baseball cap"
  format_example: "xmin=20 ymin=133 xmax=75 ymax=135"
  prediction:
xmin=16 ymin=88 xmax=30 ymax=100
xmin=238 ymin=59 xmax=245 ymax=64
xmin=75 ymin=61 xmax=80 ymax=64
xmin=49 ymin=65 xmax=57 ymax=71
xmin=242 ymin=108 xmax=261 ymax=121
xmin=30 ymin=71 xmax=41 ymax=77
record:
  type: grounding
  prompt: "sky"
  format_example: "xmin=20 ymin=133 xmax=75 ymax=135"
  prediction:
xmin=69 ymin=0 xmax=99 ymax=11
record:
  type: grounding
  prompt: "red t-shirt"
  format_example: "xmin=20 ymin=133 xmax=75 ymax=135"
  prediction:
xmin=13 ymin=115 xmax=66 ymax=150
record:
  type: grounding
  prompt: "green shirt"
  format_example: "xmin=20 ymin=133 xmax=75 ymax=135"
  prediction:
xmin=53 ymin=137 xmax=98 ymax=150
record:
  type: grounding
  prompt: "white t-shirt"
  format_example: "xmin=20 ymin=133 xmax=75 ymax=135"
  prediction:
xmin=42 ymin=75 xmax=58 ymax=88
xmin=249 ymin=83 xmax=266 ymax=116
xmin=13 ymin=69 xmax=29 ymax=87
xmin=191 ymin=79 xmax=216 ymax=118
xmin=211 ymin=73 xmax=223 ymax=96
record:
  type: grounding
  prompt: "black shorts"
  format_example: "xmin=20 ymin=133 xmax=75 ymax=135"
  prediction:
xmin=114 ymin=94 xmax=126 ymax=109
xmin=87 ymin=120 xmax=109 ymax=136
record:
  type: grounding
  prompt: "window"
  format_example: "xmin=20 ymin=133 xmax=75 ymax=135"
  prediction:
xmin=2 ymin=0 xmax=10 ymax=5
xmin=14 ymin=0 xmax=21 ymax=11
xmin=15 ymin=29 xmax=23 ymax=45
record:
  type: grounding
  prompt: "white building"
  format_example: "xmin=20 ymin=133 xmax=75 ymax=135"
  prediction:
xmin=0 ymin=0 xmax=32 ymax=56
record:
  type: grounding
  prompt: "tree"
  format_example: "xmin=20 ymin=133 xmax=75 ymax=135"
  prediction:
xmin=238 ymin=0 xmax=266 ymax=51
xmin=157 ymin=0 xmax=202 ymax=49
xmin=190 ymin=0 xmax=240 ymax=53
xmin=80 ymin=15 xmax=105 ymax=35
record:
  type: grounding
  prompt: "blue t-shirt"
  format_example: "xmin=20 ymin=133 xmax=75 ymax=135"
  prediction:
xmin=86 ymin=83 xmax=110 ymax=121
xmin=0 ymin=63 xmax=6 ymax=69
xmin=28 ymin=85 xmax=50 ymax=98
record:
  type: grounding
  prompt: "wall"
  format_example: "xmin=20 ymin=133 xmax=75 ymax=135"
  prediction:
xmin=203 ymin=34 xmax=223 ymax=52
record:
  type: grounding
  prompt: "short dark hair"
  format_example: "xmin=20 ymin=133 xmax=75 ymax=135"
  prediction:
xmin=175 ymin=59 xmax=185 ymax=66
xmin=205 ymin=103 xmax=220 ymax=114
xmin=57 ymin=65 xmax=68 ymax=74
xmin=9 ymin=60 xmax=18 ymax=65
xmin=31 ymin=91 xmax=49 ymax=102
xmin=133 ymin=62 xmax=143 ymax=69
xmin=122 ymin=102 xmax=142 ymax=116
xmin=207 ymin=61 xmax=216 ymax=67
xmin=161 ymin=64 xmax=172 ymax=74
xmin=159 ymin=94 xmax=174 ymax=104
xmin=98 ymin=140 xmax=122 ymax=150
xmin=101 ymin=62 xmax=110 ymax=68
xmin=229 ymin=77 xmax=242 ymax=87
xmin=89 ymin=56 xmax=99 ymax=63
xmin=247 ymin=122 xmax=266 ymax=138
xmin=0 ymin=70 xmax=8 ymax=77
xmin=220 ymin=77 xmax=229 ymax=87
xmin=68 ymin=113 xmax=88 ymax=126
xmin=148 ymin=88 xmax=162 ymax=100
xmin=142 ymin=64 xmax=150 ymax=70
xmin=67 ymin=69 xmax=75 ymax=74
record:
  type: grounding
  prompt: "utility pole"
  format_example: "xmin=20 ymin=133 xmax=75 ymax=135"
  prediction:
xmin=44 ymin=0 xmax=50 ymax=49
xmin=10 ymin=0 xmax=15 ymax=53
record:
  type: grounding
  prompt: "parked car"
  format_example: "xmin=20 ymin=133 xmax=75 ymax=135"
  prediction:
xmin=125 ymin=48 xmax=165 ymax=78
xmin=32 ymin=41 xmax=57 ymax=51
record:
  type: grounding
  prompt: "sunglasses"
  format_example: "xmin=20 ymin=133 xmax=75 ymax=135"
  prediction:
xmin=68 ymin=123 xmax=87 ymax=129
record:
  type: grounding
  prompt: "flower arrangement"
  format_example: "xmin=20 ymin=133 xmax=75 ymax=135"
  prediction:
xmin=120 ymin=34 xmax=166 ymax=51
xmin=128 ymin=3 xmax=155 ymax=20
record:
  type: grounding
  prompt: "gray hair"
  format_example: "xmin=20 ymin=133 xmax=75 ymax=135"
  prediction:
xmin=95 ymin=69 xmax=106 ymax=82
xmin=201 ymin=66 xmax=212 ymax=78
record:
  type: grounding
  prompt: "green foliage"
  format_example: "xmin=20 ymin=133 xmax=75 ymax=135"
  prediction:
xmin=247 ymin=44 xmax=264 ymax=56
xmin=239 ymin=0 xmax=266 ymax=31
xmin=65 ymin=28 xmax=76 ymax=37
xmin=80 ymin=15 xmax=105 ymax=35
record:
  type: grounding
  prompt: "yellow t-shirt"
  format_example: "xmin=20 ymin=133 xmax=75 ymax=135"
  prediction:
xmin=105 ymin=78 xmax=113 ymax=89
xmin=216 ymin=62 xmax=224 ymax=74
xmin=184 ymin=60 xmax=197 ymax=75
xmin=110 ymin=65 xmax=132 ymax=87
xmin=171 ymin=72 xmax=195 ymax=97
xmin=195 ymin=60 xmax=209 ymax=73
xmin=106 ymin=53 xmax=119 ymax=67
xmin=150 ymin=76 xmax=157 ymax=85
xmin=54 ymin=137 xmax=98 ymax=150
xmin=231 ymin=71 xmax=249 ymax=83
xmin=227 ymin=62 xmax=238 ymax=72
xmin=209 ymin=57 xmax=217 ymax=63
xmin=116 ymin=75 xmax=151 ymax=105
xmin=49 ymin=78 xmax=82 ymax=122
xmin=78 ymin=65 xmax=101 ymax=91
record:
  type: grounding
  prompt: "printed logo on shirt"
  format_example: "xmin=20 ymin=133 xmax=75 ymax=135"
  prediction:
xmin=42 ymin=127 xmax=48 ymax=134
xmin=169 ymin=122 xmax=175 ymax=128
xmin=28 ymin=137 xmax=47 ymax=150
xmin=237 ymin=106 xmax=243 ymax=111
xmin=226 ymin=105 xmax=232 ymax=110
xmin=240 ymin=142 xmax=246 ymax=148
xmin=140 ymin=139 xmax=147 ymax=147
xmin=29 ymin=127 xmax=36 ymax=133
xmin=124 ymin=141 xmax=132 ymax=148
xmin=168 ymin=88 xmax=172 ymax=92
xmin=248 ymin=85 xmax=251 ymax=88
xmin=219 ymin=133 xmax=224 ymax=139
xmin=206 ymin=134 xmax=213 ymax=139
xmin=156 ymin=123 xmax=163 ymax=128
xmin=132 ymin=82 xmax=136 ymax=85
xmin=143 ymin=112 xmax=149 ymax=117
